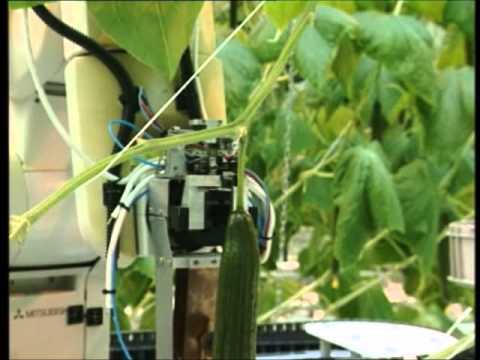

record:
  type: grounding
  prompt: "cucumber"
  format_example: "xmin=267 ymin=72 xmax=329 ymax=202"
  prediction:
xmin=213 ymin=211 xmax=260 ymax=360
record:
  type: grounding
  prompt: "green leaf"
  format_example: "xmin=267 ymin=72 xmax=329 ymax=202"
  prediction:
xmin=303 ymin=176 xmax=334 ymax=212
xmin=8 ymin=0 xmax=54 ymax=9
xmin=264 ymin=0 xmax=308 ymax=30
xmin=249 ymin=17 xmax=289 ymax=63
xmin=437 ymin=26 xmax=467 ymax=70
xmin=314 ymin=5 xmax=359 ymax=45
xmin=443 ymin=0 xmax=474 ymax=43
xmin=448 ymin=145 xmax=474 ymax=195
xmin=405 ymin=0 xmax=446 ymax=22
xmin=381 ymin=125 xmax=418 ymax=171
xmin=334 ymin=144 xmax=404 ymax=267
xmin=332 ymin=35 xmax=359 ymax=100
xmin=351 ymin=55 xmax=379 ymax=122
xmin=357 ymin=286 xmax=394 ymax=320
xmin=139 ymin=298 xmax=156 ymax=330
xmin=88 ymin=1 xmax=203 ymax=80
xmin=423 ymin=67 xmax=474 ymax=162
xmin=218 ymin=39 xmax=262 ymax=120
xmin=116 ymin=270 xmax=152 ymax=308
xmin=274 ymin=109 xmax=318 ymax=154
xmin=318 ymin=0 xmax=357 ymax=13
xmin=125 ymin=257 xmax=155 ymax=279
xmin=354 ymin=12 xmax=436 ymax=104
xmin=394 ymin=160 xmax=440 ymax=270
xmin=377 ymin=69 xmax=410 ymax=124
xmin=295 ymin=25 xmax=337 ymax=92
xmin=354 ymin=0 xmax=393 ymax=11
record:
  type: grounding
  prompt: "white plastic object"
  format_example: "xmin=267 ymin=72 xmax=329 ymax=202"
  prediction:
xmin=9 ymin=4 xmax=64 ymax=101
xmin=304 ymin=321 xmax=457 ymax=359
xmin=448 ymin=220 xmax=475 ymax=287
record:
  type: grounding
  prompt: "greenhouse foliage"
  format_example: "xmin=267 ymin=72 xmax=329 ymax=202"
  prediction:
xmin=10 ymin=0 xmax=475 ymax=345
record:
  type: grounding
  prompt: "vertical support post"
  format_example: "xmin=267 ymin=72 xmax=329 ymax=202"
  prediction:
xmin=155 ymin=255 xmax=174 ymax=359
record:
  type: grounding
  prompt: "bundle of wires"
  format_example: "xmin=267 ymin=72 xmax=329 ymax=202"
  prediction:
xmin=104 ymin=165 xmax=156 ymax=360
xmin=107 ymin=119 xmax=162 ymax=170
xmin=137 ymin=87 xmax=167 ymax=136
xmin=246 ymin=169 xmax=275 ymax=264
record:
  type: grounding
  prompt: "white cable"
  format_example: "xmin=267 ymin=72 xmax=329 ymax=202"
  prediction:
xmin=89 ymin=1 xmax=266 ymax=185
xmin=124 ymin=174 xmax=155 ymax=206
xmin=194 ymin=20 xmax=209 ymax=120
xmin=260 ymin=237 xmax=272 ymax=264
xmin=247 ymin=176 xmax=275 ymax=264
xmin=247 ymin=176 xmax=275 ymax=236
xmin=117 ymin=163 xmax=146 ymax=185
xmin=105 ymin=208 xmax=127 ymax=309
xmin=110 ymin=165 xmax=152 ymax=220
xmin=105 ymin=172 xmax=155 ymax=308
xmin=21 ymin=9 xmax=119 ymax=182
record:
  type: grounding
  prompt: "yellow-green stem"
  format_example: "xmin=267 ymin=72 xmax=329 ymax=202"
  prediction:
xmin=236 ymin=134 xmax=249 ymax=211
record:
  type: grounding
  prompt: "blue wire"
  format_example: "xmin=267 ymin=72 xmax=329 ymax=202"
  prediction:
xmin=111 ymin=260 xmax=132 ymax=360
xmin=110 ymin=189 xmax=149 ymax=360
xmin=108 ymin=119 xmax=162 ymax=169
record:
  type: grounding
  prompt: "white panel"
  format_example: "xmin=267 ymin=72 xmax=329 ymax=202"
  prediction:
xmin=10 ymin=94 xmax=70 ymax=171
xmin=10 ymin=170 xmax=97 ymax=267
xmin=9 ymin=270 xmax=88 ymax=360
xmin=9 ymin=4 xmax=65 ymax=101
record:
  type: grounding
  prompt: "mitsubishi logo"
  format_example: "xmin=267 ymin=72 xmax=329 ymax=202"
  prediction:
xmin=13 ymin=308 xmax=24 ymax=320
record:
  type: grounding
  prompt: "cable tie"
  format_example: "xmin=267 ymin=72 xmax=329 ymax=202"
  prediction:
xmin=102 ymin=289 xmax=116 ymax=295
xmin=118 ymin=202 xmax=130 ymax=211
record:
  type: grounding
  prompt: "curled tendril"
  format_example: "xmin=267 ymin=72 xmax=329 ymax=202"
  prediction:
xmin=9 ymin=215 xmax=31 ymax=243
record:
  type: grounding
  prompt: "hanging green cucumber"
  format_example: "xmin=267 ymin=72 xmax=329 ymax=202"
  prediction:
xmin=213 ymin=210 xmax=259 ymax=360
xmin=213 ymin=135 xmax=259 ymax=360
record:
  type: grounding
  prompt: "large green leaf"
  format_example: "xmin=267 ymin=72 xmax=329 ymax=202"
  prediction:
xmin=377 ymin=68 xmax=411 ymax=124
xmin=249 ymin=17 xmax=289 ymax=63
xmin=381 ymin=124 xmax=418 ymax=171
xmin=423 ymin=67 xmax=474 ymax=162
xmin=264 ymin=0 xmax=308 ymax=30
xmin=273 ymin=108 xmax=318 ymax=154
xmin=443 ymin=0 xmax=475 ymax=43
xmin=395 ymin=160 xmax=440 ymax=270
xmin=218 ymin=39 xmax=262 ymax=120
xmin=332 ymin=35 xmax=359 ymax=100
xmin=334 ymin=144 xmax=404 ymax=267
xmin=357 ymin=286 xmax=394 ymax=320
xmin=314 ymin=5 xmax=359 ymax=45
xmin=351 ymin=55 xmax=379 ymax=122
xmin=295 ymin=25 xmax=337 ymax=93
xmin=88 ymin=1 xmax=203 ymax=80
xmin=313 ymin=6 xmax=359 ymax=97
xmin=8 ymin=0 xmax=54 ymax=9
xmin=354 ymin=12 xmax=436 ymax=104
xmin=303 ymin=176 xmax=334 ymax=212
